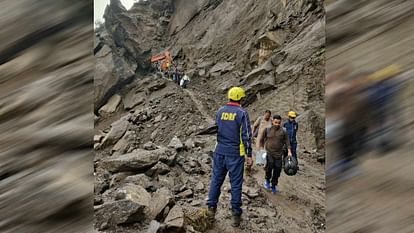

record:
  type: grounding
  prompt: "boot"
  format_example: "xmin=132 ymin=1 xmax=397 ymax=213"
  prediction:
xmin=207 ymin=207 xmax=216 ymax=224
xmin=231 ymin=212 xmax=241 ymax=227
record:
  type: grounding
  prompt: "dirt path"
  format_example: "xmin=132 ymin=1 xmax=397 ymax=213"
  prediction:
xmin=252 ymin=156 xmax=326 ymax=232
xmin=183 ymin=88 xmax=215 ymax=125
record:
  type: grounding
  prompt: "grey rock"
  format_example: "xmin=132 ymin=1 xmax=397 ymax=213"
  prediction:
xmin=184 ymin=138 xmax=195 ymax=149
xmin=195 ymin=182 xmax=204 ymax=191
xmin=117 ymin=184 xmax=151 ymax=206
xmin=146 ymin=188 xmax=174 ymax=220
xmin=95 ymin=199 xmax=147 ymax=229
xmin=164 ymin=205 xmax=184 ymax=230
xmin=143 ymin=141 xmax=158 ymax=150
xmin=101 ymin=149 xmax=162 ymax=173
xmin=124 ymin=174 xmax=154 ymax=190
xmin=123 ymin=91 xmax=146 ymax=110
xmin=145 ymin=162 xmax=171 ymax=177
xmin=109 ymin=172 xmax=130 ymax=189
xmin=111 ymin=130 xmax=136 ymax=154
xmin=94 ymin=134 xmax=104 ymax=143
xmin=168 ymin=136 xmax=184 ymax=150
xmin=178 ymin=189 xmax=193 ymax=198
xmin=146 ymin=220 xmax=161 ymax=233
xmin=101 ymin=119 xmax=130 ymax=147
xmin=209 ymin=61 xmax=234 ymax=74
xmin=98 ymin=94 xmax=121 ymax=115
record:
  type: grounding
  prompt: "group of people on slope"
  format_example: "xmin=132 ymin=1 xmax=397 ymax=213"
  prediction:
xmin=164 ymin=68 xmax=190 ymax=88
xmin=205 ymin=86 xmax=299 ymax=227
xmin=251 ymin=109 xmax=299 ymax=193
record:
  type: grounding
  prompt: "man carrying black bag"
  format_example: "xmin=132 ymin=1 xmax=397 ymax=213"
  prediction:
xmin=260 ymin=115 xmax=292 ymax=194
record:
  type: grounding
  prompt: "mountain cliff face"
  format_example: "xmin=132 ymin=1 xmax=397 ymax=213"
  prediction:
xmin=94 ymin=0 xmax=326 ymax=232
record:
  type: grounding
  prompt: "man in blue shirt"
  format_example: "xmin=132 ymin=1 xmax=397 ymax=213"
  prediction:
xmin=283 ymin=111 xmax=299 ymax=161
xmin=207 ymin=86 xmax=252 ymax=227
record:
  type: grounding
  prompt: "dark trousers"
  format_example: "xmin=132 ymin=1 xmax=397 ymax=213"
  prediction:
xmin=291 ymin=142 xmax=297 ymax=160
xmin=265 ymin=155 xmax=283 ymax=186
xmin=207 ymin=152 xmax=245 ymax=215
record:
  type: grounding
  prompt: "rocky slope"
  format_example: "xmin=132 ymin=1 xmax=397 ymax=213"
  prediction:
xmin=94 ymin=0 xmax=326 ymax=232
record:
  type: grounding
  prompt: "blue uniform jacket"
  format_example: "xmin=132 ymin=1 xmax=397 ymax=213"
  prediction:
xmin=214 ymin=102 xmax=252 ymax=157
xmin=283 ymin=120 xmax=298 ymax=144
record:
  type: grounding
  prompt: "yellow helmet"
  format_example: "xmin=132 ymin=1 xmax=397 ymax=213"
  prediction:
xmin=368 ymin=64 xmax=402 ymax=81
xmin=288 ymin=111 xmax=297 ymax=118
xmin=227 ymin=87 xmax=246 ymax=101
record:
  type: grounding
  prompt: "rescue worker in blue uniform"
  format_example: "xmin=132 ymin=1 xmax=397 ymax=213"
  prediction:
xmin=283 ymin=111 xmax=298 ymax=160
xmin=207 ymin=86 xmax=253 ymax=227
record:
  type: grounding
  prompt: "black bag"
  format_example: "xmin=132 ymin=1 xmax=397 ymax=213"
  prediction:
xmin=283 ymin=156 xmax=298 ymax=176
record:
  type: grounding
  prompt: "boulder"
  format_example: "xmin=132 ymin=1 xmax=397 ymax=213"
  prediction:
xmin=178 ymin=189 xmax=193 ymax=198
xmin=168 ymin=136 xmax=184 ymax=150
xmin=123 ymin=91 xmax=146 ymax=110
xmin=145 ymin=162 xmax=171 ymax=177
xmin=99 ymin=94 xmax=121 ymax=114
xmin=101 ymin=119 xmax=130 ymax=147
xmin=164 ymin=205 xmax=184 ymax=230
xmin=116 ymin=184 xmax=151 ymax=205
xmin=124 ymin=174 xmax=154 ymax=190
xmin=95 ymin=199 xmax=148 ymax=230
xmin=146 ymin=188 xmax=174 ymax=220
xmin=209 ymin=61 xmax=235 ymax=74
xmin=101 ymin=149 xmax=162 ymax=173
xmin=111 ymin=130 xmax=136 ymax=154
xmin=146 ymin=220 xmax=162 ymax=233
xmin=242 ymin=59 xmax=274 ymax=84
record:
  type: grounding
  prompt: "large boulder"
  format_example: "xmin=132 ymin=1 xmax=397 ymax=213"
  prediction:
xmin=101 ymin=150 xmax=158 ymax=173
xmin=123 ymin=90 xmax=146 ymax=110
xmin=147 ymin=220 xmax=162 ymax=233
xmin=101 ymin=147 xmax=174 ymax=173
xmin=145 ymin=162 xmax=171 ymax=177
xmin=242 ymin=59 xmax=274 ymax=85
xmin=112 ymin=130 xmax=137 ymax=154
xmin=99 ymin=94 xmax=122 ymax=115
xmin=94 ymin=51 xmax=135 ymax=114
xmin=164 ymin=205 xmax=184 ymax=230
xmin=125 ymin=174 xmax=154 ymax=190
xmin=146 ymin=188 xmax=174 ymax=220
xmin=95 ymin=185 xmax=151 ymax=230
xmin=100 ymin=118 xmax=130 ymax=147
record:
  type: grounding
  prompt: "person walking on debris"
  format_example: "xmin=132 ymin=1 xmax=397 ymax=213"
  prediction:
xmin=206 ymin=86 xmax=253 ymax=227
xmin=283 ymin=111 xmax=299 ymax=161
xmin=176 ymin=70 xmax=182 ymax=85
xmin=172 ymin=67 xmax=178 ymax=83
xmin=180 ymin=73 xmax=190 ymax=88
xmin=252 ymin=110 xmax=272 ymax=166
xmin=260 ymin=115 xmax=292 ymax=194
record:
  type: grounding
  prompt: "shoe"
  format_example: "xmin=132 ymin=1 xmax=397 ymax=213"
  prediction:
xmin=271 ymin=185 xmax=278 ymax=194
xmin=263 ymin=180 xmax=271 ymax=190
xmin=207 ymin=207 xmax=216 ymax=224
xmin=231 ymin=212 xmax=241 ymax=227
